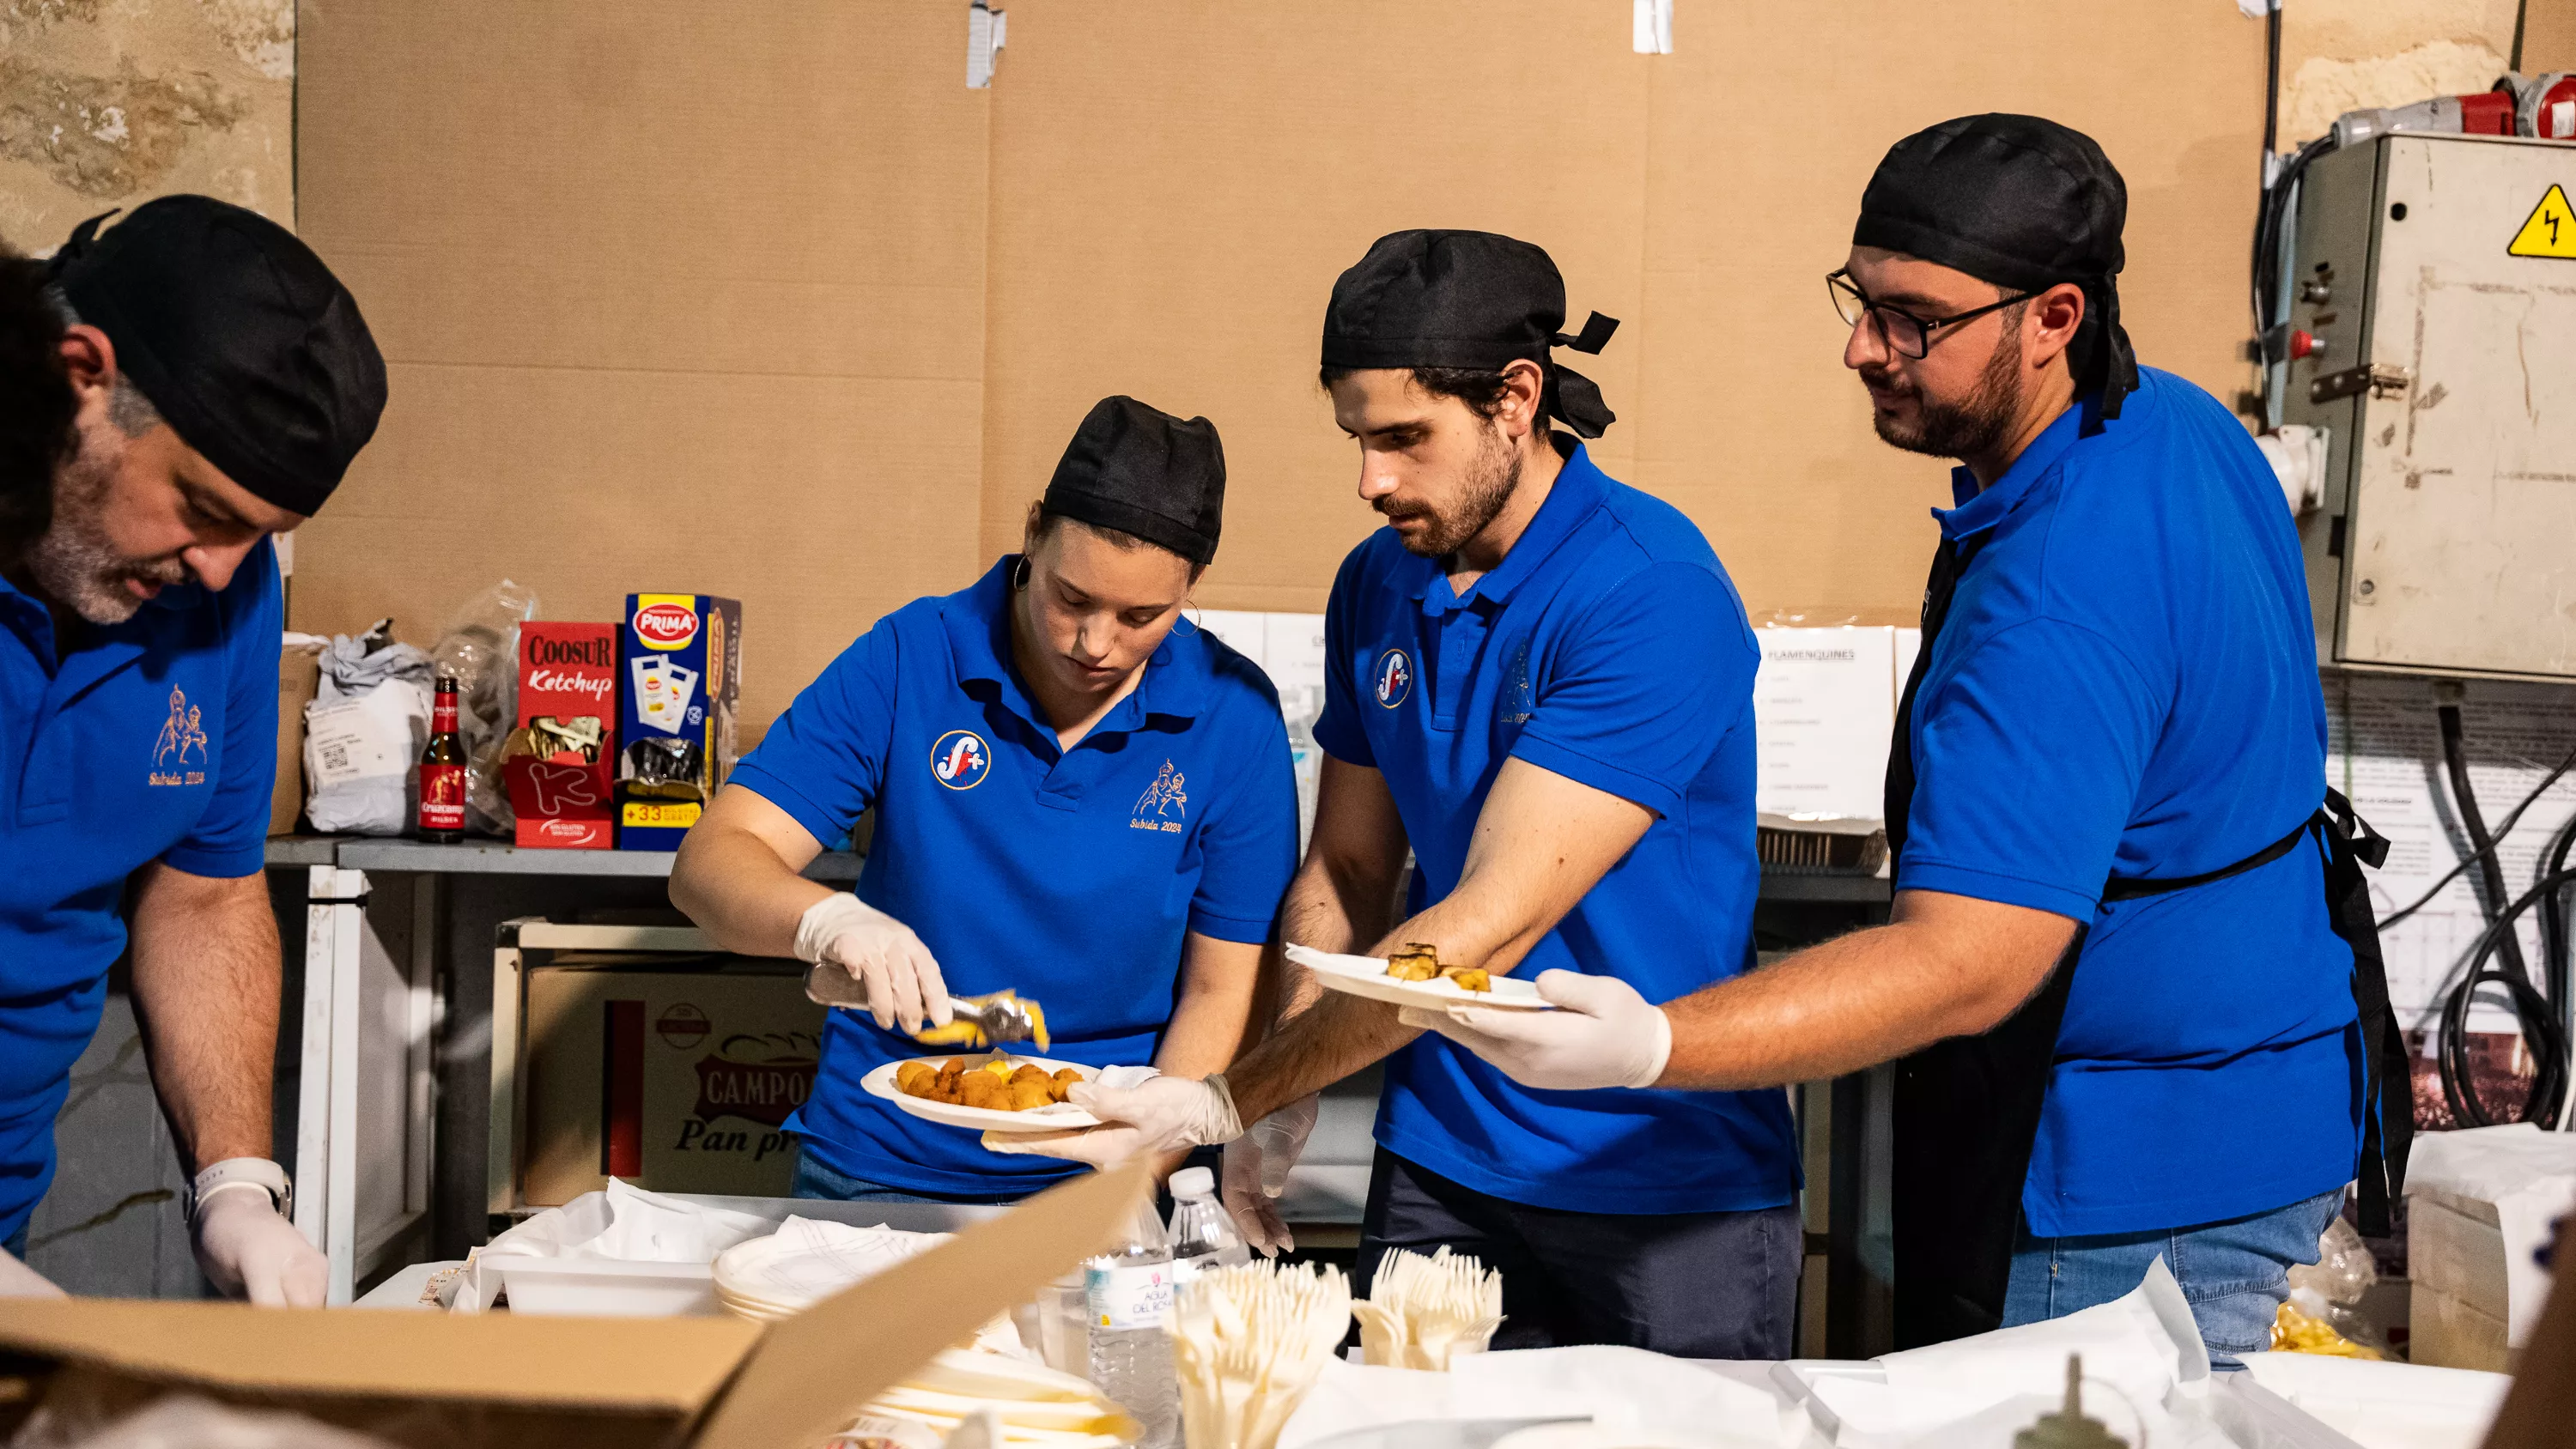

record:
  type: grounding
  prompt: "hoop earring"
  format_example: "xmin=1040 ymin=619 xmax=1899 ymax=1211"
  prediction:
xmin=1012 ymin=556 xmax=1032 ymax=591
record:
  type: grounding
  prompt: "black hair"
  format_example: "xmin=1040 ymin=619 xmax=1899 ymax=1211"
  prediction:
xmin=1317 ymin=364 xmax=1521 ymax=421
xmin=0 ymin=250 xmax=76 ymax=543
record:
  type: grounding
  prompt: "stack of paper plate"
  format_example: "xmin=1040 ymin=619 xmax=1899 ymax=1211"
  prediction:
xmin=712 ymin=1216 xmax=951 ymax=1323
xmin=829 ymin=1349 xmax=1142 ymax=1449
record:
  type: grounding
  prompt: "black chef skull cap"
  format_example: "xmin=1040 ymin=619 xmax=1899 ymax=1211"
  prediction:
xmin=1042 ymin=396 xmax=1226 ymax=567
xmin=1321 ymin=229 xmax=1620 ymax=438
xmin=47 ymin=195 xmax=386 ymax=516
xmin=1853 ymin=114 xmax=2138 ymax=418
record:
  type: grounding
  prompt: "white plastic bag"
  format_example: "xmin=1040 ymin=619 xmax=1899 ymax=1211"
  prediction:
xmin=301 ymin=621 xmax=431 ymax=836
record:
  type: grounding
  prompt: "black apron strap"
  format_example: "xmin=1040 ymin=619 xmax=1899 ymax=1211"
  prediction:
xmin=2317 ymin=788 xmax=2409 ymax=1236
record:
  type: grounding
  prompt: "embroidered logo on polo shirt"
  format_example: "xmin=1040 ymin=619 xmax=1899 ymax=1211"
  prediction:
xmin=929 ymin=730 xmax=991 ymax=790
xmin=1131 ymin=761 xmax=1188 ymax=833
xmin=1374 ymin=648 xmax=1413 ymax=708
xmin=149 ymin=686 xmax=209 ymax=787
xmin=1500 ymin=645 xmax=1534 ymax=724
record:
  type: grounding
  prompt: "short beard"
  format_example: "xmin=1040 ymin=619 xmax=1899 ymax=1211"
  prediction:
xmin=1383 ymin=418 xmax=1522 ymax=559
xmin=27 ymin=423 xmax=183 ymax=625
xmin=1864 ymin=320 xmax=2026 ymax=463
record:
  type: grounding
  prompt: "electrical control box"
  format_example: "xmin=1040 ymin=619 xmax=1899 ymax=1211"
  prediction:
xmin=2281 ymin=133 xmax=2576 ymax=681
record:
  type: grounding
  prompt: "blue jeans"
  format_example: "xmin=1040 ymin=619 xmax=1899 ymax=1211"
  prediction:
xmin=790 ymin=1149 xmax=1032 ymax=1206
xmin=2004 ymin=1188 xmax=2345 ymax=1356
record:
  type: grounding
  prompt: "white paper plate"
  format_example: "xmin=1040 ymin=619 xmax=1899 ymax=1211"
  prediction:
xmin=1285 ymin=943 xmax=1557 ymax=1012
xmin=861 ymin=1054 xmax=1105 ymax=1133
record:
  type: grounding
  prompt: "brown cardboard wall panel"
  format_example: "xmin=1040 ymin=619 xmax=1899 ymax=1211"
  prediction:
xmin=291 ymin=0 xmax=992 ymax=742
xmin=295 ymin=1 xmax=2263 ymax=734
xmin=978 ymin=1 xmax=1653 ymax=613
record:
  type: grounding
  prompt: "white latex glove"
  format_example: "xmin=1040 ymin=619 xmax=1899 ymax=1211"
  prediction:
xmin=1223 ymin=1094 xmax=1317 ymax=1257
xmin=1400 ymin=968 xmax=1673 ymax=1091
xmin=796 ymin=893 xmax=952 ymax=1034
xmin=983 ymin=1072 xmax=1244 ymax=1168
xmin=193 ymin=1186 xmax=327 ymax=1307
xmin=0 ymin=1248 xmax=64 ymax=1299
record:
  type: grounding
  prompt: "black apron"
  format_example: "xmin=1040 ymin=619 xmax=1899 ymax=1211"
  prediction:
xmin=1884 ymin=534 xmax=2410 ymax=1349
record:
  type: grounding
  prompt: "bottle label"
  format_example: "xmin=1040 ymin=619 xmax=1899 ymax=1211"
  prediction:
xmin=420 ymin=763 xmax=466 ymax=832
xmin=432 ymin=694 xmax=459 ymax=733
xmin=1084 ymin=1261 xmax=1171 ymax=1330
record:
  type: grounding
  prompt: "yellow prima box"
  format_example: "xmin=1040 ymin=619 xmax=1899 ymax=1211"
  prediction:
xmin=0 ymin=1161 xmax=1151 ymax=1449
xmin=521 ymin=957 xmax=825 ymax=1205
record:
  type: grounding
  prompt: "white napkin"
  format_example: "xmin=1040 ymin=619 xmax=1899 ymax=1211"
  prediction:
xmin=453 ymin=1179 xmax=776 ymax=1311
xmin=1279 ymin=1346 xmax=1783 ymax=1449
xmin=2236 ymin=1354 xmax=2510 ymax=1449
xmin=1802 ymin=1258 xmax=2208 ymax=1449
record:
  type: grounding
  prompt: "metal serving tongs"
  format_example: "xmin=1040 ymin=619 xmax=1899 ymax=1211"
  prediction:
xmin=801 ymin=962 xmax=1051 ymax=1052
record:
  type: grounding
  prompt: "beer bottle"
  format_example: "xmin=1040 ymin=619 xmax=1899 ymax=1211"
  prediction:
xmin=417 ymin=675 xmax=467 ymax=843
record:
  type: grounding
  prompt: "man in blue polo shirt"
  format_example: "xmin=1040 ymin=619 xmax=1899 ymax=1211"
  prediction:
xmin=671 ymin=397 xmax=1298 ymax=1202
xmin=0 ymin=199 xmax=386 ymax=1303
xmin=1000 ymin=232 xmax=1801 ymax=1357
xmin=1413 ymin=116 xmax=2407 ymax=1355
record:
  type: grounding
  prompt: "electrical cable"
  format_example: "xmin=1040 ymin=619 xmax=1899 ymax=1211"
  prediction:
xmin=2437 ymin=867 xmax=2576 ymax=1130
xmin=2376 ymin=733 xmax=2576 ymax=930
xmin=2263 ymin=0 xmax=2281 ymax=159
xmin=2512 ymin=0 xmax=2529 ymax=76
xmin=2430 ymin=706 xmax=2576 ymax=1129
xmin=2440 ymin=703 xmax=2531 ymax=982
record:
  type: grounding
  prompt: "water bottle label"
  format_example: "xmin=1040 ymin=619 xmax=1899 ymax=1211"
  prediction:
xmin=1084 ymin=1261 xmax=1171 ymax=1330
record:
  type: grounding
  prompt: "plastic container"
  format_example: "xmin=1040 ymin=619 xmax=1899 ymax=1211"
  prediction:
xmin=1085 ymin=1199 xmax=1178 ymax=1449
xmin=471 ymin=1254 xmax=718 ymax=1317
xmin=1165 ymin=1166 xmax=1250 ymax=1285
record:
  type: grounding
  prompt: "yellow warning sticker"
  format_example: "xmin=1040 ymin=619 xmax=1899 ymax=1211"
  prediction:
xmin=2507 ymin=184 xmax=2576 ymax=259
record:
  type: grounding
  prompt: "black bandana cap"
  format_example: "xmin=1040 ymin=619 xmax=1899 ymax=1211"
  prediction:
xmin=1320 ymin=229 xmax=1621 ymax=439
xmin=48 ymin=195 xmax=386 ymax=517
xmin=1853 ymin=114 xmax=2138 ymax=419
xmin=1043 ymin=396 xmax=1226 ymax=567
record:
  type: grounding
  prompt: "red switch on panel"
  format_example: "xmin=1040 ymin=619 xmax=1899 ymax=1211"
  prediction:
xmin=2289 ymin=330 xmax=2319 ymax=361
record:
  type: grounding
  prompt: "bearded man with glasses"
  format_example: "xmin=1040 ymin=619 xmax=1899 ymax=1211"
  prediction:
xmin=1404 ymin=113 xmax=2408 ymax=1357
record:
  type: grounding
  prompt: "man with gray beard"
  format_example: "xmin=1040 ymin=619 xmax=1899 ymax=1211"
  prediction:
xmin=0 ymin=197 xmax=386 ymax=1306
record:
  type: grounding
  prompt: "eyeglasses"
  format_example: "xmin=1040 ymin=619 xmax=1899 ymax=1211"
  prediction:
xmin=1826 ymin=270 xmax=2034 ymax=359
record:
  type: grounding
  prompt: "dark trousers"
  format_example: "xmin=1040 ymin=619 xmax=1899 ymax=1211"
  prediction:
xmin=1355 ymin=1150 xmax=1799 ymax=1360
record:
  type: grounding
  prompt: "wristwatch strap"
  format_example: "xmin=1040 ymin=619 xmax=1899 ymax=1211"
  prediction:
xmin=184 ymin=1157 xmax=294 ymax=1226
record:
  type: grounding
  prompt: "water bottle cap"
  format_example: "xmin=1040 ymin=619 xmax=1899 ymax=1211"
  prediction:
xmin=1168 ymin=1166 xmax=1215 ymax=1198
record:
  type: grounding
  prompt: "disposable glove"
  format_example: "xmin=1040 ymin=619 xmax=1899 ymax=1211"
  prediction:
xmin=0 ymin=1249 xmax=62 ymax=1299
xmin=1223 ymin=1094 xmax=1318 ymax=1257
xmin=797 ymin=893 xmax=952 ymax=1034
xmin=193 ymin=1186 xmax=327 ymax=1307
xmin=1400 ymin=968 xmax=1672 ymax=1091
xmin=983 ymin=1071 xmax=1244 ymax=1168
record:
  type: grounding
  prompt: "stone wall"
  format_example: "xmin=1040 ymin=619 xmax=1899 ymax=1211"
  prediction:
xmin=2279 ymin=0 xmax=2573 ymax=148
xmin=0 ymin=0 xmax=294 ymax=252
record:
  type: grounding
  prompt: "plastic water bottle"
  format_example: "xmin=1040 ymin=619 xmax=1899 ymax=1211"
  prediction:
xmin=1085 ymin=1200 xmax=1177 ymax=1449
xmin=1166 ymin=1165 xmax=1250 ymax=1284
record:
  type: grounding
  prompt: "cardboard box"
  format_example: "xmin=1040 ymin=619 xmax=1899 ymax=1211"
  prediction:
xmin=617 ymin=594 xmax=741 ymax=852
xmin=0 ymin=1159 xmax=1151 ymax=1449
xmin=504 ymin=622 xmax=620 ymax=849
xmin=520 ymin=957 xmax=821 ymax=1204
xmin=270 ymin=643 xmax=322 ymax=835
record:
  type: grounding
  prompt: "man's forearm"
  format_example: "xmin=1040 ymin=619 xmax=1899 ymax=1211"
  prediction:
xmin=128 ymin=864 xmax=281 ymax=1172
xmin=1656 ymin=901 xmax=2071 ymax=1090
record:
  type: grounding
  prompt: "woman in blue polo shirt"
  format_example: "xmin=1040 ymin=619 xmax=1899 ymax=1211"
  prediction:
xmin=671 ymin=397 xmax=1297 ymax=1203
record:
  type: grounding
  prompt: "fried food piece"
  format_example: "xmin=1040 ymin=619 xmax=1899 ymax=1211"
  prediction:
xmin=1440 ymin=967 xmax=1492 ymax=993
xmin=1007 ymin=1077 xmax=1055 ymax=1112
xmin=958 ymin=1072 xmax=1007 ymax=1110
xmin=896 ymin=1061 xmax=939 ymax=1097
xmin=1386 ymin=943 xmax=1441 ymax=981
xmin=1011 ymin=1064 xmax=1050 ymax=1086
xmin=1050 ymin=1067 xmax=1084 ymax=1102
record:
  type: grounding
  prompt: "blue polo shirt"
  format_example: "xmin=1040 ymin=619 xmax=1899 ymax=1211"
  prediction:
xmin=1899 ymin=367 xmax=2361 ymax=1237
xmin=0 ymin=541 xmax=282 ymax=1245
xmin=732 ymin=557 xmax=1298 ymax=1197
xmin=1314 ymin=441 xmax=1799 ymax=1216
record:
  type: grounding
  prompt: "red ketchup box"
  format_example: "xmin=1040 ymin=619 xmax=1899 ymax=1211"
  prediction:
xmin=503 ymin=623 xmax=619 ymax=849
